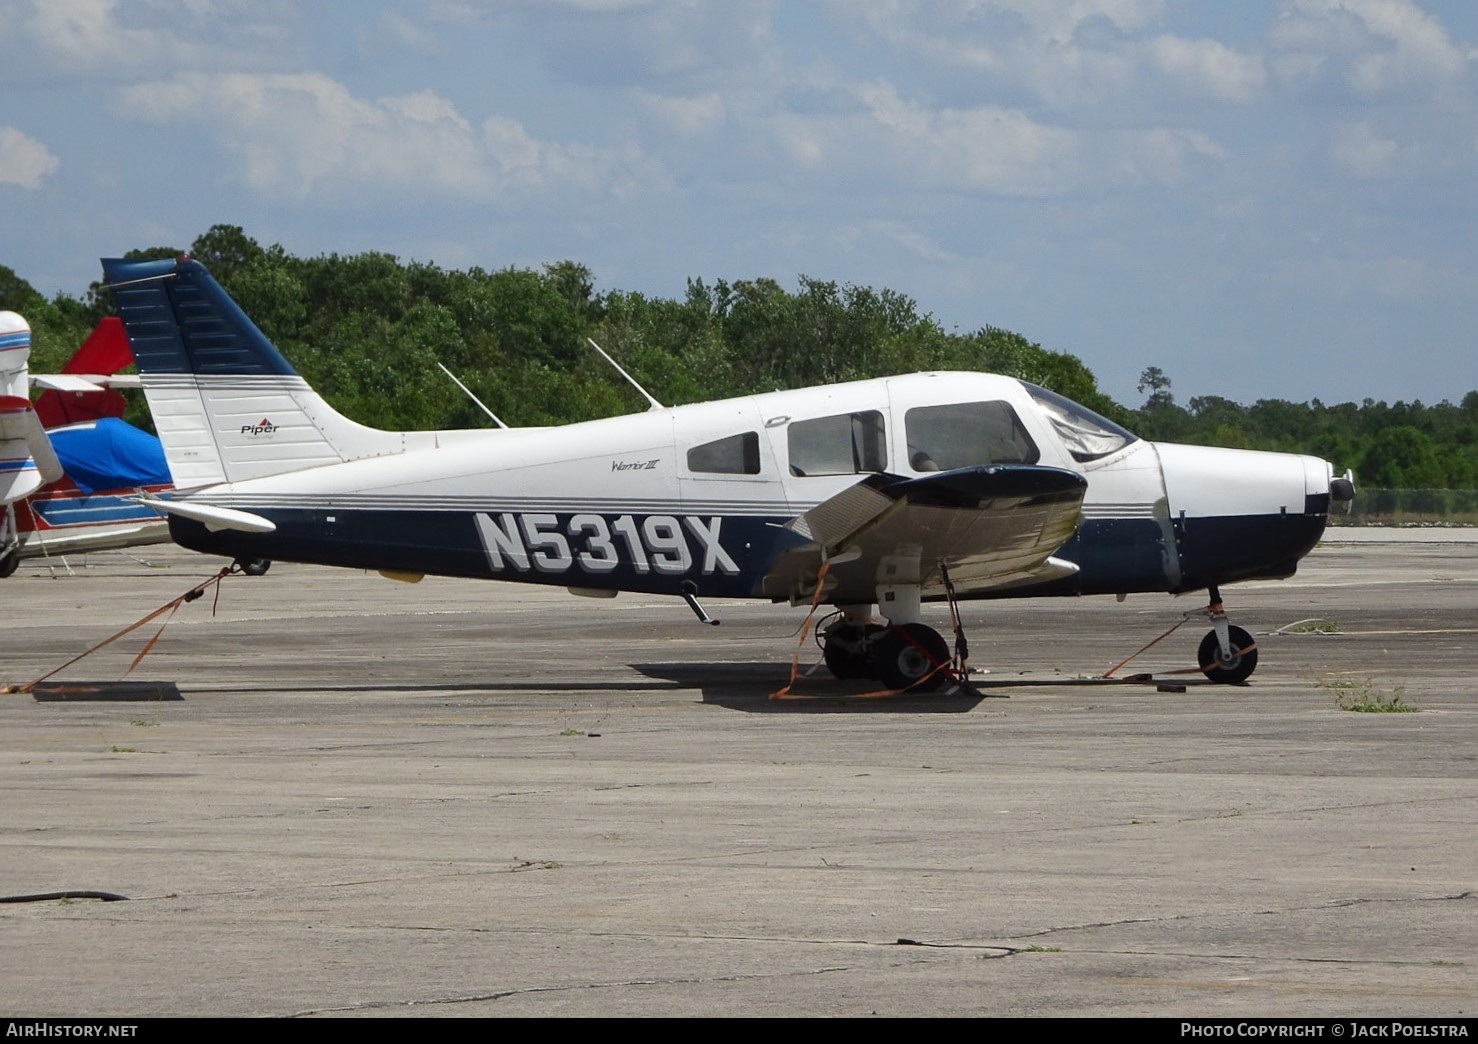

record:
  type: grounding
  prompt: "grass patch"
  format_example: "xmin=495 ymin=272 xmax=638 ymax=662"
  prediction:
xmin=1281 ymin=618 xmax=1342 ymax=634
xmin=1315 ymin=676 xmax=1419 ymax=713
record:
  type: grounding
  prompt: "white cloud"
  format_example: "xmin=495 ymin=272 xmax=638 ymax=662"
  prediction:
xmin=117 ymin=71 xmax=665 ymax=202
xmin=939 ymin=0 xmax=1166 ymax=45
xmin=764 ymin=79 xmax=1222 ymax=197
xmin=377 ymin=10 xmax=439 ymax=55
xmin=1273 ymin=0 xmax=1470 ymax=97
xmin=1331 ymin=121 xmax=1398 ymax=177
xmin=12 ymin=0 xmax=283 ymax=75
xmin=1342 ymin=0 xmax=1466 ymax=87
xmin=23 ymin=0 xmax=149 ymax=68
xmin=1149 ymin=35 xmax=1267 ymax=102
xmin=854 ymin=81 xmax=1080 ymax=194
xmin=636 ymin=92 xmax=727 ymax=136
xmin=844 ymin=1 xmax=1149 ymax=107
xmin=0 ymin=126 xmax=60 ymax=189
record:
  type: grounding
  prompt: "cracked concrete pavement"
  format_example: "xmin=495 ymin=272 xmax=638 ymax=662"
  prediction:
xmin=1 ymin=532 xmax=1475 ymax=1017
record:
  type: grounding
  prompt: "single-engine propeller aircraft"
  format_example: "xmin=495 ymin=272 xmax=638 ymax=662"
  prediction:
xmin=102 ymin=255 xmax=1354 ymax=689
xmin=1 ymin=312 xmax=172 ymax=577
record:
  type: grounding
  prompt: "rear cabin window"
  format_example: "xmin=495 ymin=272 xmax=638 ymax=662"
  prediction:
xmin=687 ymin=431 xmax=761 ymax=475
xmin=904 ymin=401 xmax=1039 ymax=472
xmin=787 ymin=410 xmax=887 ymax=476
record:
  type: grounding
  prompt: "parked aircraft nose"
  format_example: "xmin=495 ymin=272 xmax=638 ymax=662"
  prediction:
xmin=1156 ymin=443 xmax=1335 ymax=591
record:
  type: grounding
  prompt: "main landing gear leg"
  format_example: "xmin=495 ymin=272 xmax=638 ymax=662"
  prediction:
xmin=819 ymin=585 xmax=954 ymax=692
xmin=0 ymin=506 xmax=18 ymax=579
xmin=820 ymin=605 xmax=883 ymax=681
xmin=1196 ymin=584 xmax=1259 ymax=684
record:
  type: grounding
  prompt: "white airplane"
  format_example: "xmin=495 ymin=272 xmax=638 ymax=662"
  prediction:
xmin=1 ymin=312 xmax=171 ymax=577
xmin=102 ymin=255 xmax=1353 ymax=690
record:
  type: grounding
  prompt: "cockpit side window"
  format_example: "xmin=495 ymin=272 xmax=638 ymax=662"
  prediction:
xmin=904 ymin=401 xmax=1039 ymax=472
xmin=1023 ymin=383 xmax=1139 ymax=463
xmin=687 ymin=431 xmax=761 ymax=475
xmin=787 ymin=410 xmax=887 ymax=476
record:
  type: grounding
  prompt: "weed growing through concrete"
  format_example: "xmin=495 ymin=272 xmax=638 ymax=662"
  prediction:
xmin=1315 ymin=676 xmax=1419 ymax=713
xmin=1284 ymin=618 xmax=1343 ymax=634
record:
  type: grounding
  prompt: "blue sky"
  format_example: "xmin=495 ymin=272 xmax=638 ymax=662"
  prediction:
xmin=2 ymin=0 xmax=1474 ymax=409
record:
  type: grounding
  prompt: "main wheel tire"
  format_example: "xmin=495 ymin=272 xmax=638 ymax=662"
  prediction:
xmin=1198 ymin=624 xmax=1258 ymax=684
xmin=0 ymin=549 xmax=18 ymax=579
xmin=237 ymin=558 xmax=272 ymax=576
xmin=822 ymin=622 xmax=883 ymax=680
xmin=874 ymin=623 xmax=951 ymax=692
xmin=822 ymin=627 xmax=867 ymax=679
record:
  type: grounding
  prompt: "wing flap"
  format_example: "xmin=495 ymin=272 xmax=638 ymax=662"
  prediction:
xmin=764 ymin=465 xmax=1086 ymax=604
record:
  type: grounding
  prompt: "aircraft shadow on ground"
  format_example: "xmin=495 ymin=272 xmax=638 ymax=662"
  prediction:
xmin=629 ymin=661 xmax=989 ymax=713
xmin=172 ymin=663 xmax=987 ymax=709
xmin=147 ymin=665 xmax=1191 ymax=706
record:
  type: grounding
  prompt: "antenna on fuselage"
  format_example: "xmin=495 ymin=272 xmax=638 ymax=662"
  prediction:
xmin=586 ymin=337 xmax=665 ymax=411
xmin=437 ymin=362 xmax=509 ymax=429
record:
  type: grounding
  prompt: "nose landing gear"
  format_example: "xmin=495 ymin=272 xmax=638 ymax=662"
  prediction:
xmin=234 ymin=557 xmax=272 ymax=576
xmin=1196 ymin=585 xmax=1258 ymax=684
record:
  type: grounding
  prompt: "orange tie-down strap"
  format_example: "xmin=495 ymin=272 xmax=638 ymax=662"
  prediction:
xmin=770 ymin=560 xmax=966 ymax=700
xmin=3 ymin=565 xmax=238 ymax=695
xmin=1101 ymin=613 xmax=1256 ymax=680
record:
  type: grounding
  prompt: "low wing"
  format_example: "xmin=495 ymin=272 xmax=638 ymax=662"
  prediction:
xmin=761 ymin=465 xmax=1087 ymax=605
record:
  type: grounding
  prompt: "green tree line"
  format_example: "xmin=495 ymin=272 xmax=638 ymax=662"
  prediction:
xmin=3 ymin=224 xmax=1474 ymax=489
xmin=1134 ymin=366 xmax=1478 ymax=489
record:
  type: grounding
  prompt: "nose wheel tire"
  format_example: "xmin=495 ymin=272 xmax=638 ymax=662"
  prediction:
xmin=874 ymin=623 xmax=951 ymax=692
xmin=236 ymin=557 xmax=272 ymax=576
xmin=1198 ymin=625 xmax=1258 ymax=684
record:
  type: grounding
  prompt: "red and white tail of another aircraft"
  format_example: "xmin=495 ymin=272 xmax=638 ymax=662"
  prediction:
xmin=101 ymin=255 xmax=1354 ymax=687
xmin=0 ymin=312 xmax=171 ymax=578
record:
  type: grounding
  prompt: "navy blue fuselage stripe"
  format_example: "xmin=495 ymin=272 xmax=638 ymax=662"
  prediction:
xmin=169 ymin=510 xmax=809 ymax=599
xmin=168 ymin=505 xmax=1327 ymax=600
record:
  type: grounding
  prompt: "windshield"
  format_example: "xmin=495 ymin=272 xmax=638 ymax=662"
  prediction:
xmin=1023 ymin=383 xmax=1138 ymax=463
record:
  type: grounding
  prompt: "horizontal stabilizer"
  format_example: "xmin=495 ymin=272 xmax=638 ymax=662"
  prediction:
xmin=134 ymin=495 xmax=277 ymax=534
xmin=32 ymin=374 xmax=142 ymax=392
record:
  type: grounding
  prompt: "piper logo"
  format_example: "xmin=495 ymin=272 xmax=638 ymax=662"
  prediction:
xmin=241 ymin=418 xmax=279 ymax=436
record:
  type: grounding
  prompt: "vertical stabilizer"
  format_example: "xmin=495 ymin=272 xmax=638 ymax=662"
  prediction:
xmin=101 ymin=256 xmax=409 ymax=488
